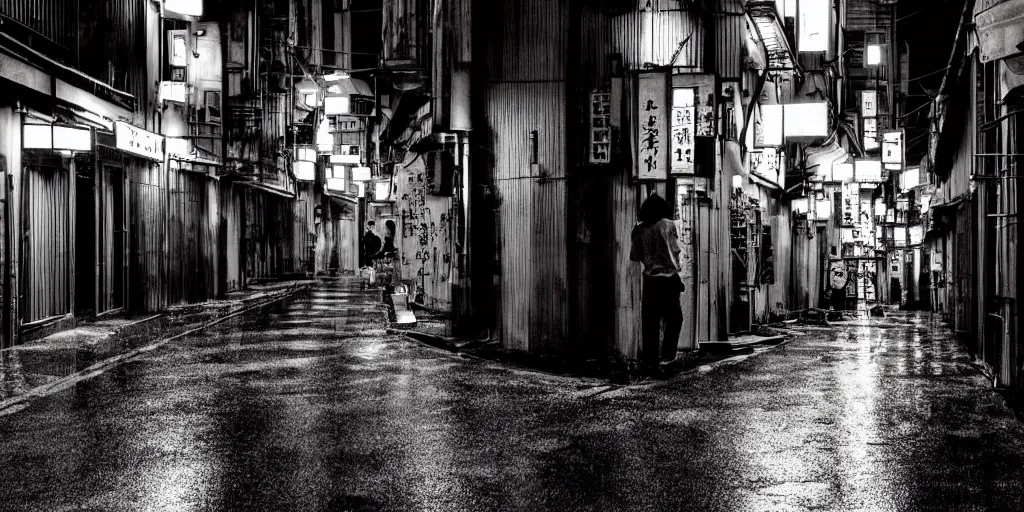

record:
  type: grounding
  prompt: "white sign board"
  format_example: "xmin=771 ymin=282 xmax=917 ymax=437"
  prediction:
xmin=860 ymin=90 xmax=877 ymax=118
xmin=637 ymin=73 xmax=669 ymax=180
xmin=882 ymin=130 xmax=903 ymax=165
xmin=783 ymin=103 xmax=829 ymax=138
xmin=855 ymin=159 xmax=884 ymax=183
xmin=671 ymin=88 xmax=695 ymax=174
xmin=115 ymin=121 xmax=165 ymax=161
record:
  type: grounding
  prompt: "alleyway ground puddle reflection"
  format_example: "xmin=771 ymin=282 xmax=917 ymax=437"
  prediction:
xmin=0 ymin=279 xmax=1019 ymax=511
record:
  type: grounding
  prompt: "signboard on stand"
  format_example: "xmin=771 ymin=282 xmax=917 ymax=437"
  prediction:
xmin=636 ymin=73 xmax=669 ymax=180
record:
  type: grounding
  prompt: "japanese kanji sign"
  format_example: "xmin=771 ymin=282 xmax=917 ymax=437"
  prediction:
xmin=671 ymin=88 xmax=695 ymax=175
xmin=636 ymin=72 xmax=668 ymax=180
xmin=589 ymin=92 xmax=611 ymax=164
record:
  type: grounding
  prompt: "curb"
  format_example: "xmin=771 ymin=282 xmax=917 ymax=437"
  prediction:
xmin=0 ymin=282 xmax=313 ymax=417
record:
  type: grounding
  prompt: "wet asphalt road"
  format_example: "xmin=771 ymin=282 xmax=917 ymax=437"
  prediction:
xmin=0 ymin=278 xmax=1022 ymax=511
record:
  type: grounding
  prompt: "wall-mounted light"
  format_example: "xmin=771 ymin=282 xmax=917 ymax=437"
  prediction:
xmin=292 ymin=161 xmax=315 ymax=181
xmin=866 ymin=45 xmax=882 ymax=66
xmin=732 ymin=175 xmax=743 ymax=189
xmin=351 ymin=166 xmax=371 ymax=182
xmin=324 ymin=96 xmax=350 ymax=116
xmin=792 ymin=197 xmax=810 ymax=214
xmin=193 ymin=29 xmax=206 ymax=37
xmin=23 ymin=124 xmax=92 ymax=151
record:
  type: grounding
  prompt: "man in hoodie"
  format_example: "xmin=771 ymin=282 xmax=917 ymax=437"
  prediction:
xmin=630 ymin=193 xmax=685 ymax=377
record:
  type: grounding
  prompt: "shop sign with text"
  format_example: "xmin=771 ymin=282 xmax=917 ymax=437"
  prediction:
xmin=115 ymin=121 xmax=165 ymax=161
xmin=636 ymin=73 xmax=668 ymax=180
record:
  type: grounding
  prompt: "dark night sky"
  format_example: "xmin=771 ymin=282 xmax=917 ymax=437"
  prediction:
xmin=896 ymin=0 xmax=966 ymax=161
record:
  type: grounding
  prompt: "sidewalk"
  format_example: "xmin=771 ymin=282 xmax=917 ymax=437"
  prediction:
xmin=0 ymin=279 xmax=315 ymax=409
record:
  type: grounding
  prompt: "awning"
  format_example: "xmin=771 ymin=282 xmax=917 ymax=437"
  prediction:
xmin=745 ymin=1 xmax=801 ymax=73
xmin=975 ymin=0 xmax=1024 ymax=63
xmin=240 ymin=181 xmax=296 ymax=199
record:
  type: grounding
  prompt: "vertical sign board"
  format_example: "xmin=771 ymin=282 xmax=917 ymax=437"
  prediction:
xmin=671 ymin=88 xmax=695 ymax=174
xmin=860 ymin=91 xmax=877 ymax=117
xmin=863 ymin=118 xmax=879 ymax=150
xmin=636 ymin=73 xmax=669 ymax=180
xmin=589 ymin=92 xmax=611 ymax=164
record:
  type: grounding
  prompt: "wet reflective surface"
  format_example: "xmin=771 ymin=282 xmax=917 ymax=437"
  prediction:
xmin=0 ymin=278 xmax=1022 ymax=511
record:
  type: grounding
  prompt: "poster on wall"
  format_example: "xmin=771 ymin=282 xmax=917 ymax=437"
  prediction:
xmin=589 ymin=92 xmax=611 ymax=165
xmin=674 ymin=178 xmax=694 ymax=280
xmin=671 ymin=88 xmax=695 ymax=174
xmin=636 ymin=72 xmax=669 ymax=180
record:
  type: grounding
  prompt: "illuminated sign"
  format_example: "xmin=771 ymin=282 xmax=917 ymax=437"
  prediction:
xmin=854 ymin=159 xmax=884 ymax=183
xmin=798 ymin=0 xmax=830 ymax=52
xmin=350 ymin=166 xmax=371 ymax=182
xmin=758 ymin=104 xmax=784 ymax=147
xmin=324 ymin=96 xmax=350 ymax=116
xmin=860 ymin=91 xmax=877 ymax=117
xmin=165 ymin=0 xmax=203 ymax=17
xmin=882 ymin=130 xmax=903 ymax=165
xmin=671 ymin=88 xmax=695 ymax=174
xmin=115 ymin=121 xmax=164 ymax=161
xmin=783 ymin=103 xmax=829 ymax=138
xmin=831 ymin=162 xmax=854 ymax=182
xmin=292 ymin=161 xmax=315 ymax=181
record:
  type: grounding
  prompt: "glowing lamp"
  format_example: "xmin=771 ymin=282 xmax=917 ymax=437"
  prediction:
xmin=292 ymin=161 xmax=315 ymax=181
xmin=732 ymin=175 xmax=743 ymax=189
xmin=351 ymin=166 xmax=371 ymax=182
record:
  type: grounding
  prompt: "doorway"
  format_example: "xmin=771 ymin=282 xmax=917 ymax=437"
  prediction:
xmin=103 ymin=165 xmax=126 ymax=311
xmin=75 ymin=164 xmax=96 ymax=317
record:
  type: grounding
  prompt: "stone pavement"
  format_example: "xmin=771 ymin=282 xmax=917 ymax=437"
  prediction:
xmin=0 ymin=278 xmax=316 ymax=410
xmin=0 ymin=281 xmax=1019 ymax=510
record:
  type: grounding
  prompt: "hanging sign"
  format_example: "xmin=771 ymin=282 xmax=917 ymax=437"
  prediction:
xmin=882 ymin=130 xmax=903 ymax=165
xmin=854 ymin=159 xmax=884 ymax=183
xmin=863 ymin=118 xmax=879 ymax=151
xmin=671 ymin=88 xmax=695 ymax=174
xmin=860 ymin=91 xmax=877 ymax=118
xmin=636 ymin=72 xmax=668 ymax=180
xmin=589 ymin=92 xmax=612 ymax=164
xmin=115 ymin=121 xmax=165 ymax=161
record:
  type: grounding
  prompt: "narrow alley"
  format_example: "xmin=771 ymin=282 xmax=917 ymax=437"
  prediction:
xmin=0 ymin=278 xmax=1019 ymax=511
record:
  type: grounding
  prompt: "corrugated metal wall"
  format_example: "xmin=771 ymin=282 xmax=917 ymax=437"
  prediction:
xmin=715 ymin=10 xmax=745 ymax=79
xmin=0 ymin=0 xmax=78 ymax=55
xmin=22 ymin=164 xmax=71 ymax=323
xmin=129 ymin=161 xmax=165 ymax=311
xmin=485 ymin=0 xmax=567 ymax=81
xmin=245 ymin=189 xmax=294 ymax=280
xmin=611 ymin=7 xmax=705 ymax=71
xmin=293 ymin=184 xmax=314 ymax=274
xmin=167 ymin=168 xmax=210 ymax=305
xmin=487 ymin=81 xmax=568 ymax=353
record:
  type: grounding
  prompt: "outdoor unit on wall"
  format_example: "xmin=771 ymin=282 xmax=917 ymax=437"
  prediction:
xmin=425 ymin=133 xmax=457 ymax=196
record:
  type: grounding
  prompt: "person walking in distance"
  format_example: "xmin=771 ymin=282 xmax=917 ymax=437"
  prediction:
xmin=362 ymin=221 xmax=383 ymax=267
xmin=630 ymin=193 xmax=684 ymax=378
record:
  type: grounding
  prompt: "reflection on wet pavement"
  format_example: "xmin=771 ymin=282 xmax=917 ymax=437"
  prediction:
xmin=0 ymin=278 xmax=1020 ymax=511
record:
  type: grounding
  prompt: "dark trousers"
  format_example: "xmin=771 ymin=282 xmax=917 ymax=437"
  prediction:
xmin=641 ymin=275 xmax=683 ymax=368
